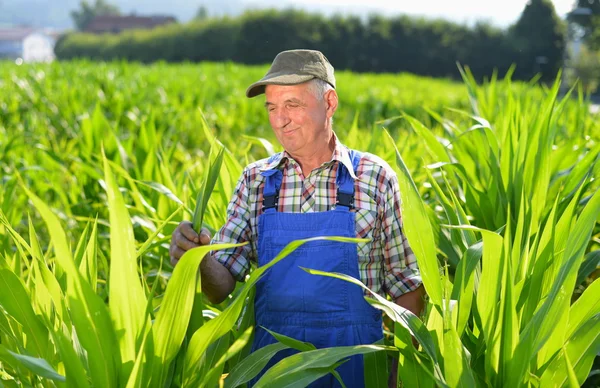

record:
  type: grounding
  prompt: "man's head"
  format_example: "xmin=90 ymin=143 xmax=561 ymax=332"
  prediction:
xmin=247 ymin=49 xmax=339 ymax=158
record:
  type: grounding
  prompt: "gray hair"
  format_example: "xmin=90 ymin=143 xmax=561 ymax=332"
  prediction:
xmin=307 ymin=78 xmax=334 ymax=101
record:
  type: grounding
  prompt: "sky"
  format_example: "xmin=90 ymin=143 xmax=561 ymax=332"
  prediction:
xmin=0 ymin=0 xmax=580 ymax=30
xmin=248 ymin=0 xmax=576 ymax=27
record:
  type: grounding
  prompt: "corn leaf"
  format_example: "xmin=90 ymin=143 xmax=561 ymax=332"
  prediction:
xmin=224 ymin=342 xmax=289 ymax=388
xmin=22 ymin=184 xmax=119 ymax=387
xmin=384 ymin=128 xmax=443 ymax=308
xmin=2 ymin=348 xmax=65 ymax=383
xmin=103 ymin=151 xmax=149 ymax=375
xmin=150 ymin=242 xmax=247 ymax=385
xmin=254 ymin=345 xmax=394 ymax=388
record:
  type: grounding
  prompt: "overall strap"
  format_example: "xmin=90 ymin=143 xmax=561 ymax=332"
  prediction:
xmin=260 ymin=150 xmax=362 ymax=212
xmin=260 ymin=155 xmax=284 ymax=213
xmin=335 ymin=149 xmax=362 ymax=211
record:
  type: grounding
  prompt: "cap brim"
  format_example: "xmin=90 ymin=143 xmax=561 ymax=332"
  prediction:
xmin=245 ymin=74 xmax=316 ymax=98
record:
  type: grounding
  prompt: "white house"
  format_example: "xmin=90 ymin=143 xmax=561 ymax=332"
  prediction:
xmin=0 ymin=27 xmax=57 ymax=62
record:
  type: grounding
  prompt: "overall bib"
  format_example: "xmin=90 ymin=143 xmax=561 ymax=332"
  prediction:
xmin=250 ymin=150 xmax=383 ymax=387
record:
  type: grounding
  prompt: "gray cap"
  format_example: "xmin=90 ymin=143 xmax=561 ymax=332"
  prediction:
xmin=246 ymin=49 xmax=336 ymax=98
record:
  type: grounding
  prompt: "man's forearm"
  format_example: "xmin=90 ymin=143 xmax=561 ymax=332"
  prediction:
xmin=200 ymin=254 xmax=236 ymax=304
xmin=395 ymin=284 xmax=426 ymax=317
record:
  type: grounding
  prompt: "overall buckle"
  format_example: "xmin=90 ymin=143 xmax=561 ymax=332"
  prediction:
xmin=262 ymin=193 xmax=279 ymax=211
xmin=336 ymin=190 xmax=354 ymax=209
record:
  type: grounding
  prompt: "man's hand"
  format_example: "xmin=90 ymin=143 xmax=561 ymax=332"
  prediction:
xmin=170 ymin=221 xmax=211 ymax=266
xmin=169 ymin=221 xmax=236 ymax=304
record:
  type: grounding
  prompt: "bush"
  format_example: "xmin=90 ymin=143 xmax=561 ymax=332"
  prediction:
xmin=55 ymin=8 xmax=565 ymax=82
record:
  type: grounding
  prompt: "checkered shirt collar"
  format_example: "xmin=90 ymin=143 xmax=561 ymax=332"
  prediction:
xmin=259 ymin=132 xmax=358 ymax=180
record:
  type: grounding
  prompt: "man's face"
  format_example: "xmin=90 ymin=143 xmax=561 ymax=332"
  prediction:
xmin=264 ymin=83 xmax=329 ymax=156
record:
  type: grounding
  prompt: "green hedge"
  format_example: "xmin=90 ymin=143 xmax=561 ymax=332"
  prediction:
xmin=55 ymin=8 xmax=564 ymax=81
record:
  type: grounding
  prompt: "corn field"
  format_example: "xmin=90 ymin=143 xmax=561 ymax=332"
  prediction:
xmin=0 ymin=60 xmax=599 ymax=388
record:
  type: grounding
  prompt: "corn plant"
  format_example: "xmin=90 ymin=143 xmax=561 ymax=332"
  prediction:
xmin=0 ymin=60 xmax=598 ymax=387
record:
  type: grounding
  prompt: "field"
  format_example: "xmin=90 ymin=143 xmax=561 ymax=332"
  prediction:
xmin=0 ymin=60 xmax=599 ymax=387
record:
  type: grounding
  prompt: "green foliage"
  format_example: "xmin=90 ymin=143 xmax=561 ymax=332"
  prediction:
xmin=70 ymin=0 xmax=121 ymax=31
xmin=510 ymin=0 xmax=566 ymax=82
xmin=56 ymin=7 xmax=561 ymax=82
xmin=567 ymin=44 xmax=600 ymax=93
xmin=568 ymin=0 xmax=600 ymax=49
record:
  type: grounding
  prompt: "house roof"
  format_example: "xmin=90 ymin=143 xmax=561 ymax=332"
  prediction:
xmin=0 ymin=27 xmax=37 ymax=41
xmin=0 ymin=27 xmax=61 ymax=42
xmin=84 ymin=15 xmax=177 ymax=33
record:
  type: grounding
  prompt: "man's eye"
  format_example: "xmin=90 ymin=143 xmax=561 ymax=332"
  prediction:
xmin=287 ymin=104 xmax=299 ymax=109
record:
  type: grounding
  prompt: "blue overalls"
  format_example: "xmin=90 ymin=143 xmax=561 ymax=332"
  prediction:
xmin=250 ymin=150 xmax=383 ymax=387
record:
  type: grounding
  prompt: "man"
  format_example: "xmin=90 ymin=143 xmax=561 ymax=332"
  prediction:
xmin=170 ymin=49 xmax=425 ymax=387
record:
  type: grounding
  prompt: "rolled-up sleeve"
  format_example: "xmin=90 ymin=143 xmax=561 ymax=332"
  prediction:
xmin=381 ymin=173 xmax=422 ymax=299
xmin=210 ymin=168 xmax=253 ymax=282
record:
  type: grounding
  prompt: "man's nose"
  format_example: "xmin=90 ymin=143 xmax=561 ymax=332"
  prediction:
xmin=273 ymin=109 xmax=291 ymax=129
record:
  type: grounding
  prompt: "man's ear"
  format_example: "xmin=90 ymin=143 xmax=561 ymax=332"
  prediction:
xmin=325 ymin=89 xmax=338 ymax=118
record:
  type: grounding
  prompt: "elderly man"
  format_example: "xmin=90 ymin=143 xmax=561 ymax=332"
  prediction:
xmin=170 ymin=49 xmax=425 ymax=387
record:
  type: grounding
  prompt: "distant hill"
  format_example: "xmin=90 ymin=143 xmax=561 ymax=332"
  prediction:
xmin=0 ymin=0 xmax=244 ymax=29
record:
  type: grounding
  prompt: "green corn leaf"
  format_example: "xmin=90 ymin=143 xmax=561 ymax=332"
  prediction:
xmin=201 ymin=326 xmax=253 ymax=387
xmin=403 ymin=114 xmax=451 ymax=164
xmin=242 ymin=135 xmax=276 ymax=156
xmin=262 ymin=327 xmax=316 ymax=352
xmin=567 ymin=277 xmax=600 ymax=339
xmin=73 ymin=221 xmax=91 ymax=271
xmin=450 ymin=241 xmax=481 ymax=336
xmin=564 ymin=347 xmax=581 ymax=388
xmin=363 ymin=338 xmax=389 ymax=388
xmin=394 ymin=320 xmax=436 ymax=388
xmin=302 ymin=267 xmax=443 ymax=381
xmin=125 ymin=325 xmax=152 ymax=388
xmin=192 ymin=143 xmax=225 ymax=233
xmin=254 ymin=345 xmax=394 ymax=388
xmin=80 ymin=218 xmax=99 ymax=292
xmin=103 ymin=150 xmax=149 ymax=375
xmin=383 ymin=128 xmax=443 ymax=308
xmin=198 ymin=334 xmax=231 ymax=388
xmin=224 ymin=342 xmax=289 ymax=388
xmin=150 ymin=242 xmax=247 ymax=385
xmin=22 ymin=183 xmax=119 ymax=387
xmin=136 ymin=204 xmax=184 ymax=258
xmin=508 ymin=187 xmax=600 ymax=387
xmin=0 ymin=269 xmax=49 ymax=359
xmin=126 ymin=257 xmax=164 ymax=388
xmin=442 ymin=316 xmax=476 ymax=388
xmin=49 ymin=324 xmax=91 ymax=388
xmin=576 ymin=250 xmax=600 ymax=286
xmin=28 ymin=215 xmax=70 ymax=326
xmin=1 ymin=348 xmax=65 ymax=383
xmin=540 ymin=314 xmax=600 ymax=387
xmin=445 ymin=225 xmax=502 ymax=352
xmin=188 ymin=143 xmax=226 ymax=345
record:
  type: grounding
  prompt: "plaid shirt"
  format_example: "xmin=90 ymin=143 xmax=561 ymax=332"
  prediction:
xmin=212 ymin=134 xmax=422 ymax=299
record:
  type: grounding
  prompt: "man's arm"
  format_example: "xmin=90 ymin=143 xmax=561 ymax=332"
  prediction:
xmin=170 ymin=222 xmax=236 ymax=304
xmin=199 ymin=255 xmax=236 ymax=304
xmin=394 ymin=284 xmax=426 ymax=317
xmin=170 ymin=168 xmax=253 ymax=304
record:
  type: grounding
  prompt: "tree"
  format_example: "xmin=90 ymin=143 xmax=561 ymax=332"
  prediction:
xmin=71 ymin=0 xmax=121 ymax=31
xmin=195 ymin=6 xmax=209 ymax=21
xmin=568 ymin=0 xmax=600 ymax=49
xmin=511 ymin=0 xmax=566 ymax=82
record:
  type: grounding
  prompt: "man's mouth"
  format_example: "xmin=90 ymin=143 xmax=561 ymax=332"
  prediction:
xmin=281 ymin=127 xmax=297 ymax=135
